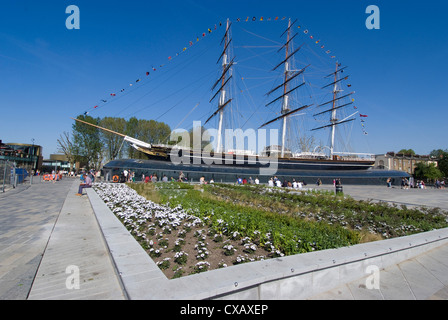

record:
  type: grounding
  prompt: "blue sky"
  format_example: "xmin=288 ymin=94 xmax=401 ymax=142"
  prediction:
xmin=1 ymin=0 xmax=447 ymax=159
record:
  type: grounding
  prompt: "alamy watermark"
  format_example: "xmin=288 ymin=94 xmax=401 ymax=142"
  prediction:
xmin=65 ymin=265 xmax=80 ymax=290
xmin=366 ymin=5 xmax=380 ymax=30
xmin=66 ymin=5 xmax=80 ymax=30
xmin=170 ymin=121 xmax=279 ymax=176
xmin=365 ymin=265 xmax=380 ymax=290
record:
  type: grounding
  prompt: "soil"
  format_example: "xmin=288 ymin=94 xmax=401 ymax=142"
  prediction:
xmin=135 ymin=219 xmax=275 ymax=279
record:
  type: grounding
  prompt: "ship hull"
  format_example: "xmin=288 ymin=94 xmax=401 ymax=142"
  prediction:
xmin=131 ymin=145 xmax=375 ymax=170
xmin=102 ymin=154 xmax=408 ymax=186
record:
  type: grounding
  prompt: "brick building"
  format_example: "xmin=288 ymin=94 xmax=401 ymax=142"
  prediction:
xmin=375 ymin=152 xmax=437 ymax=175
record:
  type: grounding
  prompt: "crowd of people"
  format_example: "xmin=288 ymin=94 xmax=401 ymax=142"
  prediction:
xmin=113 ymin=171 xmax=333 ymax=189
xmin=236 ymin=176 xmax=260 ymax=185
xmin=102 ymin=169 xmax=447 ymax=192
xmin=389 ymin=177 xmax=446 ymax=190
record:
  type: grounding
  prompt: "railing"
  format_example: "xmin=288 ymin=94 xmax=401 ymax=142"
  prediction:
xmin=1 ymin=160 xmax=30 ymax=192
xmin=332 ymin=152 xmax=375 ymax=161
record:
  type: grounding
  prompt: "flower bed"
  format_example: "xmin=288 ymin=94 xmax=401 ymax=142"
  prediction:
xmin=93 ymin=183 xmax=275 ymax=279
xmin=93 ymin=182 xmax=448 ymax=279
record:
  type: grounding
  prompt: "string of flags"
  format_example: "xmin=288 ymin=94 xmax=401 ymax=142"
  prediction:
xmin=231 ymin=16 xmax=339 ymax=59
xmin=82 ymin=21 xmax=228 ymax=116
xmin=359 ymin=112 xmax=368 ymax=135
xmin=83 ymin=16 xmax=338 ymax=116
xmin=83 ymin=16 xmax=340 ymax=116
xmin=82 ymin=16 xmax=368 ymax=135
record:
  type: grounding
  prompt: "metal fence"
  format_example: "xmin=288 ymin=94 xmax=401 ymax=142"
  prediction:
xmin=1 ymin=160 xmax=30 ymax=192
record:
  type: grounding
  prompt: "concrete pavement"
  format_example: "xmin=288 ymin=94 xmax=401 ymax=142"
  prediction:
xmin=0 ymin=178 xmax=72 ymax=299
xmin=0 ymin=177 xmax=125 ymax=300
xmin=308 ymin=243 xmax=448 ymax=300
xmin=315 ymin=183 xmax=448 ymax=210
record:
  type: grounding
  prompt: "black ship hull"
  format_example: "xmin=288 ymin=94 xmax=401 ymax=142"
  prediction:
xmin=102 ymin=155 xmax=408 ymax=186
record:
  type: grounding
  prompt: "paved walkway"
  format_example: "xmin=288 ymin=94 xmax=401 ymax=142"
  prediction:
xmin=0 ymin=179 xmax=447 ymax=300
xmin=309 ymin=244 xmax=448 ymax=300
xmin=315 ymin=184 xmax=448 ymax=210
xmin=0 ymin=177 xmax=125 ymax=300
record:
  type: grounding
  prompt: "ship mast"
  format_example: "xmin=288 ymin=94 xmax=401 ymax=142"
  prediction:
xmin=206 ymin=18 xmax=233 ymax=154
xmin=311 ymin=63 xmax=355 ymax=158
xmin=329 ymin=62 xmax=339 ymax=158
xmin=259 ymin=18 xmax=311 ymax=158
xmin=280 ymin=19 xmax=292 ymax=158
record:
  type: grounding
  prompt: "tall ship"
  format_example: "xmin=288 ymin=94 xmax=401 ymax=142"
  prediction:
xmin=74 ymin=18 xmax=406 ymax=184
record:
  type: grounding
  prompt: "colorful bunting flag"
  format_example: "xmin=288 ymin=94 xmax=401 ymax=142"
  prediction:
xmin=84 ymin=16 xmax=342 ymax=116
xmin=83 ymin=20 xmax=226 ymax=116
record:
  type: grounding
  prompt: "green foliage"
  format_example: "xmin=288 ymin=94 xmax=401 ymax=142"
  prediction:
xmin=100 ymin=117 xmax=127 ymax=161
xmin=72 ymin=115 xmax=102 ymax=170
xmin=430 ymin=149 xmax=448 ymax=178
xmin=398 ymin=149 xmax=415 ymax=155
xmin=147 ymin=182 xmax=361 ymax=255
xmin=140 ymin=182 xmax=448 ymax=248
xmin=72 ymin=115 xmax=171 ymax=162
xmin=414 ymin=162 xmax=443 ymax=181
xmin=126 ymin=117 xmax=171 ymax=159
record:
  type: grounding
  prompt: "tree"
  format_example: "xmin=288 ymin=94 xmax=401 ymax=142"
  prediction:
xmin=438 ymin=154 xmax=448 ymax=178
xmin=125 ymin=117 xmax=139 ymax=159
xmin=56 ymin=131 xmax=76 ymax=172
xmin=430 ymin=149 xmax=448 ymax=178
xmin=100 ymin=117 xmax=126 ymax=161
xmin=72 ymin=114 xmax=103 ymax=170
xmin=125 ymin=117 xmax=171 ymax=159
xmin=425 ymin=163 xmax=443 ymax=181
xmin=398 ymin=149 xmax=415 ymax=155
xmin=414 ymin=162 xmax=442 ymax=182
xmin=70 ymin=115 xmax=172 ymax=164
xmin=298 ymin=135 xmax=316 ymax=153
